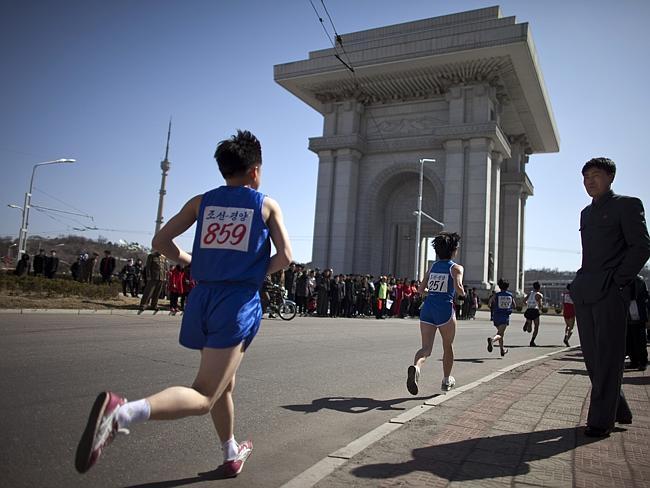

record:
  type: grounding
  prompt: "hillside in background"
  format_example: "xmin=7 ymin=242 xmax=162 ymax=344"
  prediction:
xmin=0 ymin=234 xmax=150 ymax=270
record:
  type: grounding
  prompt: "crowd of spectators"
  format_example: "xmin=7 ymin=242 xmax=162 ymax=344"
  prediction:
xmin=13 ymin=251 xmax=486 ymax=320
xmin=264 ymin=262 xmax=483 ymax=320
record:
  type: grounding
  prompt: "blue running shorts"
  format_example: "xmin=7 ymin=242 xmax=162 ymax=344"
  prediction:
xmin=420 ymin=298 xmax=454 ymax=326
xmin=180 ymin=282 xmax=262 ymax=350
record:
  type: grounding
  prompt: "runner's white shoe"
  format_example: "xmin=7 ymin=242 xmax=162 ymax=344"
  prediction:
xmin=406 ymin=365 xmax=419 ymax=395
xmin=220 ymin=439 xmax=253 ymax=478
xmin=75 ymin=391 xmax=128 ymax=473
xmin=441 ymin=376 xmax=456 ymax=392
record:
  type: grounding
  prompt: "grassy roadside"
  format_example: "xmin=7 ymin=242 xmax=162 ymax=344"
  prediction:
xmin=0 ymin=294 xmax=143 ymax=310
xmin=0 ymin=273 xmax=145 ymax=310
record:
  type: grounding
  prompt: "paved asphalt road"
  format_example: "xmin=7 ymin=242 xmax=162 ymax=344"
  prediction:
xmin=0 ymin=311 xmax=574 ymax=488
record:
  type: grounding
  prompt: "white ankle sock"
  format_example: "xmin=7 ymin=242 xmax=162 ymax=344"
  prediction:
xmin=116 ymin=399 xmax=151 ymax=429
xmin=223 ymin=437 xmax=240 ymax=461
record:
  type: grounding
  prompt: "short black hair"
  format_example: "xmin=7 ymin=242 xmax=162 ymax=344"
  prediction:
xmin=497 ymin=278 xmax=509 ymax=290
xmin=433 ymin=232 xmax=461 ymax=260
xmin=533 ymin=281 xmax=541 ymax=291
xmin=214 ymin=130 xmax=262 ymax=178
xmin=582 ymin=157 xmax=616 ymax=176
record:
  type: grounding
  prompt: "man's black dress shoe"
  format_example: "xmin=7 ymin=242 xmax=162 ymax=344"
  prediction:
xmin=584 ymin=426 xmax=612 ymax=437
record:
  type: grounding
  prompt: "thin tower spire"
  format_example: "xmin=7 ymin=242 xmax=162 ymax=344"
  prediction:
xmin=164 ymin=117 xmax=172 ymax=161
xmin=155 ymin=118 xmax=172 ymax=235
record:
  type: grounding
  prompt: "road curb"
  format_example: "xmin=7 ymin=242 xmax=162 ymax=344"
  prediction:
xmin=280 ymin=345 xmax=579 ymax=488
xmin=0 ymin=308 xmax=179 ymax=316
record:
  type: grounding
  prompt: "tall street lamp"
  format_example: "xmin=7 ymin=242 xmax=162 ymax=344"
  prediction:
xmin=414 ymin=158 xmax=437 ymax=280
xmin=17 ymin=158 xmax=76 ymax=256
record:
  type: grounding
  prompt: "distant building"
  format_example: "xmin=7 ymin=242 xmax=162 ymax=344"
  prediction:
xmin=524 ymin=279 xmax=573 ymax=307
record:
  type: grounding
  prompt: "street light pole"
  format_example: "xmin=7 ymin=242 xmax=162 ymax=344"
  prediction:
xmin=414 ymin=158 xmax=436 ymax=280
xmin=17 ymin=158 xmax=76 ymax=256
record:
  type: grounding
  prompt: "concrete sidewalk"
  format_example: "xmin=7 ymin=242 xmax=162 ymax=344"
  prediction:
xmin=311 ymin=349 xmax=649 ymax=488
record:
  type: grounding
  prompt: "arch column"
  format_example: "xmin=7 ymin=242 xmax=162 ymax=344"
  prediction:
xmin=463 ymin=137 xmax=494 ymax=289
xmin=329 ymin=148 xmax=361 ymax=272
xmin=498 ymin=183 xmax=524 ymax=293
xmin=489 ymin=152 xmax=502 ymax=284
xmin=311 ymin=150 xmax=335 ymax=269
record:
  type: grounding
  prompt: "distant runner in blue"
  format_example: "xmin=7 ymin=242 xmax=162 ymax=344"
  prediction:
xmin=407 ymin=232 xmax=465 ymax=395
xmin=76 ymin=130 xmax=293 ymax=478
xmin=487 ymin=278 xmax=515 ymax=357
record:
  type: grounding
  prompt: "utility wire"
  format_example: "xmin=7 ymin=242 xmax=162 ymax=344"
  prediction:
xmin=306 ymin=0 xmax=446 ymax=155
xmin=33 ymin=186 xmax=89 ymax=216
xmin=320 ymin=0 xmax=354 ymax=71
xmin=308 ymin=0 xmax=336 ymax=49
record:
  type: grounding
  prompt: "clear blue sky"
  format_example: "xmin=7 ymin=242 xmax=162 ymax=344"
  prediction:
xmin=1 ymin=0 xmax=649 ymax=271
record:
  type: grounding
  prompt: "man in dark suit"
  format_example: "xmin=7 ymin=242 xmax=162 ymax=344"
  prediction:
xmin=44 ymin=249 xmax=59 ymax=278
xmin=570 ymin=157 xmax=650 ymax=437
xmin=99 ymin=250 xmax=116 ymax=283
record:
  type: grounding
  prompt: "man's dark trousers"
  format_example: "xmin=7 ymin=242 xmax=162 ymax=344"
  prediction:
xmin=140 ymin=280 xmax=163 ymax=309
xmin=575 ymin=286 xmax=632 ymax=430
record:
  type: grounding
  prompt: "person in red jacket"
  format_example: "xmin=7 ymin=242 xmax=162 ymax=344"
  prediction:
xmin=180 ymin=264 xmax=195 ymax=311
xmin=167 ymin=264 xmax=185 ymax=313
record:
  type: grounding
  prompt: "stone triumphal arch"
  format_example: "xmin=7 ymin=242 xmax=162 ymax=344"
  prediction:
xmin=274 ymin=6 xmax=559 ymax=293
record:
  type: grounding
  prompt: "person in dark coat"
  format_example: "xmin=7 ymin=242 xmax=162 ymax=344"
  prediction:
xmin=44 ymin=250 xmax=59 ymax=278
xmin=284 ymin=262 xmax=297 ymax=302
xmin=295 ymin=269 xmax=309 ymax=316
xmin=316 ymin=269 xmax=331 ymax=317
xmin=625 ymin=275 xmax=648 ymax=371
xmin=14 ymin=253 xmax=30 ymax=276
xmin=134 ymin=258 xmax=144 ymax=295
xmin=570 ymin=157 xmax=650 ymax=437
xmin=99 ymin=250 xmax=116 ymax=283
xmin=118 ymin=258 xmax=138 ymax=297
xmin=70 ymin=257 xmax=81 ymax=281
xmin=32 ymin=249 xmax=46 ymax=276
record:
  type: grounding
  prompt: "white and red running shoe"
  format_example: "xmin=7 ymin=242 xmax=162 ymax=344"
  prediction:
xmin=75 ymin=391 xmax=128 ymax=473
xmin=220 ymin=440 xmax=253 ymax=478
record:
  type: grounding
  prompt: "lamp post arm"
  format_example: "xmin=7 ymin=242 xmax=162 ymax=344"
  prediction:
xmin=19 ymin=159 xmax=76 ymax=255
xmin=418 ymin=211 xmax=445 ymax=228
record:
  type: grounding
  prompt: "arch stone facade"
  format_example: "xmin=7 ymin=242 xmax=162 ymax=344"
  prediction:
xmin=274 ymin=6 xmax=559 ymax=293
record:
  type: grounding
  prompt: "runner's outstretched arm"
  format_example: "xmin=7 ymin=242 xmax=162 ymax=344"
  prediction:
xmin=451 ymin=264 xmax=465 ymax=297
xmin=151 ymin=195 xmax=201 ymax=266
xmin=263 ymin=196 xmax=292 ymax=275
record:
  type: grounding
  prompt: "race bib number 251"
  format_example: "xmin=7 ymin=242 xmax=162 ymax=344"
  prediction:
xmin=200 ymin=206 xmax=253 ymax=252
xmin=428 ymin=273 xmax=449 ymax=293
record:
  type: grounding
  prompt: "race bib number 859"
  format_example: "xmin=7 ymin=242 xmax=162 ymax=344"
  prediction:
xmin=200 ymin=206 xmax=253 ymax=252
xmin=428 ymin=273 xmax=449 ymax=293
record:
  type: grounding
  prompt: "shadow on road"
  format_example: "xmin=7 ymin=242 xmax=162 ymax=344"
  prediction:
xmin=282 ymin=394 xmax=437 ymax=414
xmin=557 ymin=368 xmax=590 ymax=376
xmin=123 ymin=465 xmax=234 ymax=488
xmin=351 ymin=427 xmax=603 ymax=482
xmin=622 ymin=375 xmax=650 ymax=385
xmin=441 ymin=357 xmax=504 ymax=363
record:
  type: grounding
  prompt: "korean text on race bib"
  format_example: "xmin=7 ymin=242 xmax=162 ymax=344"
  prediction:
xmin=200 ymin=206 xmax=253 ymax=252
xmin=428 ymin=273 xmax=449 ymax=293
xmin=498 ymin=296 xmax=513 ymax=309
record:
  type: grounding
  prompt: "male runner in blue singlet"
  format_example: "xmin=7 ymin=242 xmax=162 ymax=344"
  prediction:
xmin=487 ymin=278 xmax=515 ymax=356
xmin=75 ymin=130 xmax=292 ymax=478
xmin=407 ymin=232 xmax=465 ymax=394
